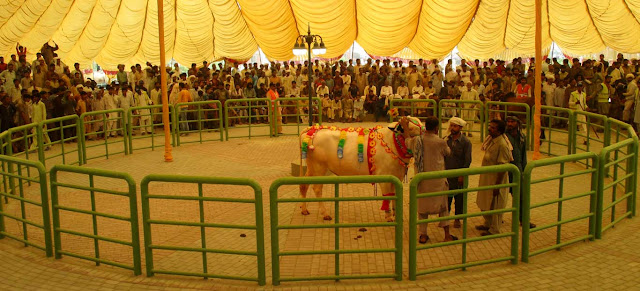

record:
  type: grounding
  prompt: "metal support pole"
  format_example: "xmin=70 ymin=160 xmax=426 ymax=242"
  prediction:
xmin=307 ymin=26 xmax=313 ymax=127
xmin=533 ymin=0 xmax=542 ymax=160
xmin=158 ymin=0 xmax=173 ymax=162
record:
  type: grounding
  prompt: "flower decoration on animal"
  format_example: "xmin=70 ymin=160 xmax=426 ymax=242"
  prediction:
xmin=387 ymin=108 xmax=399 ymax=119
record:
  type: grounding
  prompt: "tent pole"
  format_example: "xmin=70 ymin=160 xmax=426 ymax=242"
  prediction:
xmin=157 ymin=0 xmax=173 ymax=162
xmin=533 ymin=0 xmax=542 ymax=160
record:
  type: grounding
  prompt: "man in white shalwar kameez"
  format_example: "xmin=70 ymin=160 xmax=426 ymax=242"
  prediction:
xmin=402 ymin=116 xmax=458 ymax=244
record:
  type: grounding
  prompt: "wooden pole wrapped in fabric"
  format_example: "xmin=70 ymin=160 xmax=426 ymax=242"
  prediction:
xmin=157 ymin=0 xmax=173 ymax=162
xmin=533 ymin=0 xmax=542 ymax=160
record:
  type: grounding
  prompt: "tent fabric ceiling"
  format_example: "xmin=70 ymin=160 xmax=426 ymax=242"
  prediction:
xmin=2 ymin=0 xmax=640 ymax=69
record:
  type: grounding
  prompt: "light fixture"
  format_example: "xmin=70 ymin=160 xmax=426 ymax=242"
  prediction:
xmin=312 ymin=41 xmax=326 ymax=55
xmin=292 ymin=41 xmax=306 ymax=56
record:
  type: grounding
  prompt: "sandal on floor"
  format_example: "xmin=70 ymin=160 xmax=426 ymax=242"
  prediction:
xmin=419 ymin=235 xmax=429 ymax=244
xmin=445 ymin=235 xmax=459 ymax=241
xmin=475 ymin=225 xmax=489 ymax=231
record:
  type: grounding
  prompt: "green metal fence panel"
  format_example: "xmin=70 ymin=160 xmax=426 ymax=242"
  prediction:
xmin=270 ymin=175 xmax=403 ymax=285
xmin=141 ymin=174 xmax=266 ymax=285
xmin=596 ymin=121 xmax=638 ymax=238
xmin=275 ymin=97 xmax=322 ymax=136
xmin=485 ymin=101 xmax=531 ymax=148
xmin=0 ymin=155 xmax=53 ymax=257
xmin=49 ymin=165 xmax=141 ymax=275
xmin=389 ymin=99 xmax=437 ymax=123
xmin=0 ymin=132 xmax=9 ymax=202
xmin=128 ymin=105 xmax=176 ymax=153
xmin=5 ymin=123 xmax=41 ymax=188
xmin=538 ymin=106 xmax=574 ymax=157
xmin=573 ymin=111 xmax=608 ymax=168
xmin=437 ymin=100 xmax=484 ymax=140
xmin=607 ymin=117 xmax=632 ymax=146
xmin=42 ymin=115 xmax=83 ymax=167
xmin=521 ymin=153 xmax=598 ymax=262
xmin=409 ymin=164 xmax=520 ymax=279
xmin=225 ymin=98 xmax=273 ymax=140
xmin=79 ymin=109 xmax=129 ymax=163
xmin=175 ymin=101 xmax=223 ymax=146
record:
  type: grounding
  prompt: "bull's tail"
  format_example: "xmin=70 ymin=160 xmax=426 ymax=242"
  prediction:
xmin=298 ymin=131 xmax=305 ymax=177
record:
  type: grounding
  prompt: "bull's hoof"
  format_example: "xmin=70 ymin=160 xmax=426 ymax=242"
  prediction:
xmin=323 ymin=215 xmax=333 ymax=221
xmin=301 ymin=210 xmax=310 ymax=215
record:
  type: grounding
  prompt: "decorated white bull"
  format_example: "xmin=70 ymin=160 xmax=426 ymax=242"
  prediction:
xmin=299 ymin=116 xmax=424 ymax=221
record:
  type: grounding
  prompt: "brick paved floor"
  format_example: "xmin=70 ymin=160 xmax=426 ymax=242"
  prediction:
xmin=0 ymin=121 xmax=637 ymax=290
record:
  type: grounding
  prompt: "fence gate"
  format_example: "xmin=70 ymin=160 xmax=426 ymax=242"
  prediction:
xmin=50 ymin=165 xmax=141 ymax=275
xmin=269 ymin=175 xmax=403 ymax=285
xmin=141 ymin=174 xmax=266 ymax=285
xmin=409 ymin=164 xmax=520 ymax=279
xmin=521 ymin=153 xmax=598 ymax=262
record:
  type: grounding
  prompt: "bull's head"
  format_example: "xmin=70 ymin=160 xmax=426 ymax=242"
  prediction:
xmin=391 ymin=116 xmax=424 ymax=137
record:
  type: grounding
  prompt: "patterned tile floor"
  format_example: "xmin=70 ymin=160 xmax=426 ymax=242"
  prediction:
xmin=0 ymin=121 xmax=637 ymax=290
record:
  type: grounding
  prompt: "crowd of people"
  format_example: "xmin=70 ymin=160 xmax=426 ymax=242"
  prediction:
xmin=1 ymin=40 xmax=639 ymax=150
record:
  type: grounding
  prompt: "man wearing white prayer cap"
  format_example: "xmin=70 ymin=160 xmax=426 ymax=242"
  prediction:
xmin=444 ymin=116 xmax=472 ymax=228
xmin=449 ymin=116 xmax=467 ymax=127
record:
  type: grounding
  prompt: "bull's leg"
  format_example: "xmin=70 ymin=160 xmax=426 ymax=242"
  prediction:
xmin=380 ymin=183 xmax=396 ymax=222
xmin=312 ymin=184 xmax=332 ymax=220
xmin=300 ymin=160 xmax=327 ymax=216
xmin=300 ymin=183 xmax=310 ymax=215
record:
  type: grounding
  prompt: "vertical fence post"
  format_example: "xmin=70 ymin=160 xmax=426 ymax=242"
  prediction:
xmin=36 ymin=124 xmax=45 ymax=166
xmin=511 ymin=169 xmax=520 ymax=264
xmin=128 ymin=108 xmax=134 ymax=154
xmin=408 ymin=181 xmax=417 ymax=281
xmin=334 ymin=183 xmax=340 ymax=280
xmin=589 ymin=157 xmax=599 ymax=241
xmin=521 ymin=165 xmax=532 ymax=263
xmin=393 ymin=180 xmax=403 ymax=281
xmin=625 ymin=138 xmax=637 ymax=217
xmin=595 ymin=151 xmax=606 ymax=239
xmin=269 ymin=182 xmax=280 ymax=285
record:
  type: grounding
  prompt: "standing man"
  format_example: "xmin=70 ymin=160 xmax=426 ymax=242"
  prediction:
xmin=569 ymin=82 xmax=589 ymax=144
xmin=402 ymin=116 xmax=457 ymax=243
xmin=444 ymin=117 xmax=472 ymax=228
xmin=591 ymin=75 xmax=612 ymax=116
xmin=505 ymin=116 xmax=536 ymax=228
xmin=459 ymin=82 xmax=479 ymax=136
xmin=30 ymin=92 xmax=51 ymax=151
xmin=622 ymin=74 xmax=637 ymax=124
xmin=103 ymin=86 xmax=119 ymax=138
xmin=178 ymin=83 xmax=192 ymax=136
xmin=476 ymin=119 xmax=513 ymax=236
xmin=267 ymin=83 xmax=282 ymax=135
